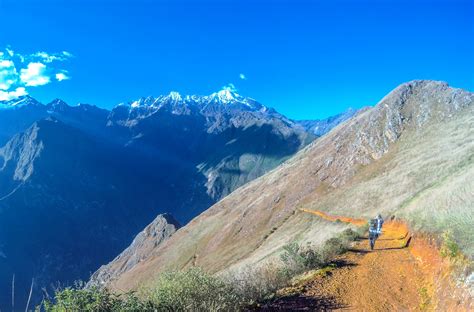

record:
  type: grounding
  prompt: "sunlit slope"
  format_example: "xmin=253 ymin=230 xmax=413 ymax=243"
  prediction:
xmin=303 ymin=103 xmax=474 ymax=254
xmin=108 ymin=80 xmax=473 ymax=291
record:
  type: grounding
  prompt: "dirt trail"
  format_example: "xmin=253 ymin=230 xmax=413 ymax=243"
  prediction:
xmin=299 ymin=209 xmax=367 ymax=226
xmin=260 ymin=210 xmax=437 ymax=311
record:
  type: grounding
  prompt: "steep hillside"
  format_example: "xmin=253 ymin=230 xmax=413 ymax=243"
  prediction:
xmin=106 ymin=80 xmax=474 ymax=292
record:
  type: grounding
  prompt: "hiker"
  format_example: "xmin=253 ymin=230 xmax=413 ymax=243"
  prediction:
xmin=376 ymin=214 xmax=384 ymax=235
xmin=368 ymin=218 xmax=379 ymax=250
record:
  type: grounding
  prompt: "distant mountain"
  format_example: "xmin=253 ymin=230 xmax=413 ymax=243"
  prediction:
xmin=0 ymin=96 xmax=109 ymax=145
xmin=0 ymin=89 xmax=351 ymax=307
xmin=298 ymin=107 xmax=358 ymax=136
xmin=100 ymin=81 xmax=474 ymax=295
xmin=108 ymin=89 xmax=315 ymax=206
xmin=46 ymin=99 xmax=111 ymax=138
xmin=0 ymin=96 xmax=48 ymax=145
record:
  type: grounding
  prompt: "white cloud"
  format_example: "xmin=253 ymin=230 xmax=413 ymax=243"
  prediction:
xmin=32 ymin=52 xmax=54 ymax=62
xmin=239 ymin=73 xmax=246 ymax=80
xmin=0 ymin=60 xmax=18 ymax=90
xmin=20 ymin=62 xmax=51 ymax=87
xmin=0 ymin=87 xmax=27 ymax=101
xmin=0 ymin=46 xmax=71 ymax=101
xmin=32 ymin=51 xmax=73 ymax=63
xmin=56 ymin=71 xmax=70 ymax=81
xmin=33 ymin=51 xmax=71 ymax=63
xmin=61 ymin=51 xmax=73 ymax=58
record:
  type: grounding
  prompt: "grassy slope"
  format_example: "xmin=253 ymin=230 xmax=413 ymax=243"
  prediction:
xmin=304 ymin=104 xmax=474 ymax=253
xmin=108 ymin=81 xmax=474 ymax=291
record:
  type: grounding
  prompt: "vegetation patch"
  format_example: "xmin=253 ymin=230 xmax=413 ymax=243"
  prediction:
xmin=440 ymin=230 xmax=460 ymax=259
xmin=418 ymin=286 xmax=431 ymax=310
xmin=144 ymin=268 xmax=241 ymax=311
xmin=39 ymin=287 xmax=150 ymax=312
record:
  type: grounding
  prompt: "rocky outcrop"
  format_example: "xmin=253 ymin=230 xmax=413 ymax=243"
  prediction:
xmin=0 ymin=121 xmax=43 ymax=182
xmin=87 ymin=214 xmax=180 ymax=288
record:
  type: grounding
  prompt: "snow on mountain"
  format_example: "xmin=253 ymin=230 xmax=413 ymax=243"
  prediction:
xmin=121 ymin=89 xmax=265 ymax=115
xmin=0 ymin=96 xmax=42 ymax=110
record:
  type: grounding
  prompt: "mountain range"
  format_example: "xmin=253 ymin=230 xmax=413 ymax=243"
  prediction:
xmin=0 ymin=89 xmax=350 ymax=307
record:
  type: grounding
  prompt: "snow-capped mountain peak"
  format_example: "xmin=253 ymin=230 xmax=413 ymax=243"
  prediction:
xmin=209 ymin=89 xmax=242 ymax=103
xmin=47 ymin=99 xmax=69 ymax=110
xmin=123 ymin=89 xmax=264 ymax=113
xmin=130 ymin=100 xmax=142 ymax=108
xmin=167 ymin=91 xmax=182 ymax=102
xmin=0 ymin=95 xmax=42 ymax=110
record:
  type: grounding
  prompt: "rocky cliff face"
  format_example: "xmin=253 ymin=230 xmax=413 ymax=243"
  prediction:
xmin=87 ymin=214 xmax=180 ymax=288
xmin=0 ymin=121 xmax=44 ymax=182
xmin=102 ymin=80 xmax=474 ymax=292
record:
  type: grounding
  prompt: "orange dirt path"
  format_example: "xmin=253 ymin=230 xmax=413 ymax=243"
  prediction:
xmin=261 ymin=210 xmax=436 ymax=311
xmin=299 ymin=209 xmax=367 ymax=226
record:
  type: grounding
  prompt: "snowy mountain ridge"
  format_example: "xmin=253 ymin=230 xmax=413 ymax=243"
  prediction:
xmin=0 ymin=95 xmax=42 ymax=109
xmin=121 ymin=89 xmax=266 ymax=114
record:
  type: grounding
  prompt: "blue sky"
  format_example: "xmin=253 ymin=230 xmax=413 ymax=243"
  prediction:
xmin=0 ymin=0 xmax=472 ymax=120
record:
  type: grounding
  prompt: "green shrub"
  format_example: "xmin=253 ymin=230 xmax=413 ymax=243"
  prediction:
xmin=440 ymin=230 xmax=460 ymax=259
xmin=418 ymin=286 xmax=431 ymax=310
xmin=144 ymin=267 xmax=241 ymax=311
xmin=357 ymin=223 xmax=370 ymax=237
xmin=279 ymin=242 xmax=324 ymax=277
xmin=319 ymin=229 xmax=358 ymax=264
xmin=340 ymin=228 xmax=360 ymax=241
xmin=279 ymin=242 xmax=307 ymax=274
xmin=319 ymin=237 xmax=346 ymax=263
xmin=39 ymin=287 xmax=150 ymax=312
xmin=280 ymin=229 xmax=357 ymax=277
xmin=225 ymin=263 xmax=288 ymax=306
